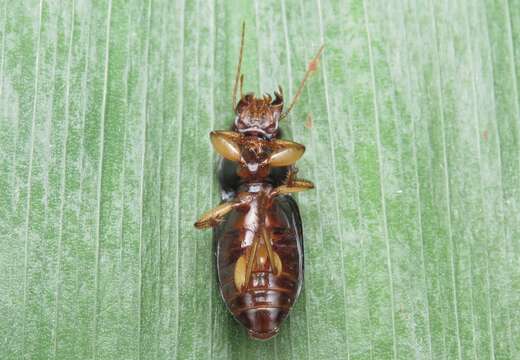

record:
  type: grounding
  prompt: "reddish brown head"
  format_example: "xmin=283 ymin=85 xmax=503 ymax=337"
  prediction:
xmin=234 ymin=89 xmax=283 ymax=139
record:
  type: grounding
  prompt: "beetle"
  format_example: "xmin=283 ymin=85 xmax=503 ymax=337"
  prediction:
xmin=194 ymin=22 xmax=323 ymax=340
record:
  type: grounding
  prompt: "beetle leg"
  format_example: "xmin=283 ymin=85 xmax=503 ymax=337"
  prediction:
xmin=270 ymin=179 xmax=314 ymax=197
xmin=243 ymin=232 xmax=261 ymax=291
xmin=194 ymin=200 xmax=242 ymax=229
xmin=234 ymin=255 xmax=247 ymax=291
xmin=210 ymin=131 xmax=243 ymax=162
xmin=268 ymin=139 xmax=305 ymax=167
xmin=262 ymin=227 xmax=282 ymax=275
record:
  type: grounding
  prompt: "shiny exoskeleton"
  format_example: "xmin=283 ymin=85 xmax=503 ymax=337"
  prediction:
xmin=194 ymin=23 xmax=322 ymax=340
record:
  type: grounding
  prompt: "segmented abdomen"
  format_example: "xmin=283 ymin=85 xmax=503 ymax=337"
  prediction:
xmin=215 ymin=195 xmax=303 ymax=340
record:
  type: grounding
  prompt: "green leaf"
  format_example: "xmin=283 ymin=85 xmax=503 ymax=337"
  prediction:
xmin=1 ymin=0 xmax=520 ymax=359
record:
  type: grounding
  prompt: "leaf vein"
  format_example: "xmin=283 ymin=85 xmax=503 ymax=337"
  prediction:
xmin=362 ymin=0 xmax=398 ymax=358
xmin=93 ymin=1 xmax=113 ymax=358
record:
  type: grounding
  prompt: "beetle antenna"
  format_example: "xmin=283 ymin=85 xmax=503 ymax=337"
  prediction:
xmin=280 ymin=44 xmax=324 ymax=120
xmin=232 ymin=21 xmax=246 ymax=112
xmin=240 ymin=74 xmax=244 ymax=99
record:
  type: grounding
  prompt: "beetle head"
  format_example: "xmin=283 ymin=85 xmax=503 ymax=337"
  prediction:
xmin=234 ymin=88 xmax=283 ymax=139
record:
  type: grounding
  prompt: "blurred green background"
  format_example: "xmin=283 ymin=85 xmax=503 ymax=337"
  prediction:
xmin=1 ymin=0 xmax=520 ymax=359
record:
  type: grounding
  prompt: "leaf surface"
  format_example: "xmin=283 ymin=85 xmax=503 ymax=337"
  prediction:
xmin=1 ymin=0 xmax=519 ymax=359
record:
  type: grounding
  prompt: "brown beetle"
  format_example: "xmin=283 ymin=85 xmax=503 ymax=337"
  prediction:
xmin=194 ymin=23 xmax=323 ymax=340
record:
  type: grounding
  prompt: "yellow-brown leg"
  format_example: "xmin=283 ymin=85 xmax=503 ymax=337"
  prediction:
xmin=262 ymin=227 xmax=282 ymax=275
xmin=270 ymin=179 xmax=314 ymax=197
xmin=210 ymin=131 xmax=243 ymax=162
xmin=243 ymin=232 xmax=260 ymax=291
xmin=269 ymin=139 xmax=306 ymax=167
xmin=194 ymin=200 xmax=242 ymax=229
xmin=234 ymin=255 xmax=247 ymax=291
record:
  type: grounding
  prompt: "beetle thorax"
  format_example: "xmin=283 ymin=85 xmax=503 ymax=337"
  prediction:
xmin=237 ymin=138 xmax=272 ymax=180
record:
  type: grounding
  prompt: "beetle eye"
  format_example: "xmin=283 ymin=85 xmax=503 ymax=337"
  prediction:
xmin=236 ymin=120 xmax=245 ymax=129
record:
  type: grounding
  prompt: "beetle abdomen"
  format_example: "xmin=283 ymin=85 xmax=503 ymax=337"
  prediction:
xmin=215 ymin=194 xmax=303 ymax=340
xmin=227 ymin=283 xmax=293 ymax=339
